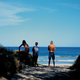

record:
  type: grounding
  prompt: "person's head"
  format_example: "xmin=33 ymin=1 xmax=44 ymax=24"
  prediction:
xmin=35 ymin=42 xmax=38 ymax=46
xmin=50 ymin=41 xmax=53 ymax=44
xmin=22 ymin=40 xmax=26 ymax=45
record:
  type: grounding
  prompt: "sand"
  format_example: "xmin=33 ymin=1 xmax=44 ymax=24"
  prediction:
xmin=4 ymin=64 xmax=72 ymax=80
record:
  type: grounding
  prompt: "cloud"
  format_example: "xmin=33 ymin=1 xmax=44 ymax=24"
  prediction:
xmin=42 ymin=7 xmax=56 ymax=12
xmin=40 ymin=7 xmax=56 ymax=13
xmin=0 ymin=2 xmax=36 ymax=26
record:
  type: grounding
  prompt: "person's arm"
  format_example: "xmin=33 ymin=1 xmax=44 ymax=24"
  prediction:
xmin=53 ymin=46 xmax=56 ymax=51
xmin=19 ymin=44 xmax=23 ymax=52
xmin=32 ymin=47 xmax=34 ymax=53
xmin=27 ymin=44 xmax=29 ymax=53
xmin=38 ymin=47 xmax=39 ymax=52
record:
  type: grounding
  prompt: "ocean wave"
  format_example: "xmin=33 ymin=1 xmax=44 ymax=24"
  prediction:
xmin=39 ymin=55 xmax=78 ymax=58
xmin=56 ymin=60 xmax=75 ymax=62
xmin=38 ymin=60 xmax=75 ymax=62
xmin=55 ymin=55 xmax=78 ymax=58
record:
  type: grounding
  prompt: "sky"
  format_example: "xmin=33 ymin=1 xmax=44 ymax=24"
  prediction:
xmin=0 ymin=0 xmax=80 ymax=47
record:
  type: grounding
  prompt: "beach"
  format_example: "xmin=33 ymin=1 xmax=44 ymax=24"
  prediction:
xmin=0 ymin=47 xmax=79 ymax=80
xmin=0 ymin=64 xmax=73 ymax=80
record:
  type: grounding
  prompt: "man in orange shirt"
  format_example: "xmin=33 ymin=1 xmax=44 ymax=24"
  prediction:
xmin=48 ymin=41 xmax=56 ymax=67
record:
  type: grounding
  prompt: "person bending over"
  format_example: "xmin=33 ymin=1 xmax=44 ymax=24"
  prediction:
xmin=19 ymin=40 xmax=29 ymax=63
xmin=19 ymin=40 xmax=29 ymax=53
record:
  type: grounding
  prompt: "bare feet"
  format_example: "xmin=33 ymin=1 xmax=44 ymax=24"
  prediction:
xmin=48 ymin=64 xmax=50 ymax=67
xmin=53 ymin=65 xmax=55 ymax=67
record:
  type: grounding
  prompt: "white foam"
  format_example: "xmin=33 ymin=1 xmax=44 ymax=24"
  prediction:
xmin=42 ymin=64 xmax=73 ymax=67
xmin=39 ymin=59 xmax=75 ymax=62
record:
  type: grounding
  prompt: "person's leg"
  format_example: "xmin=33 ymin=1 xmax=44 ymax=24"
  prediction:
xmin=34 ymin=56 xmax=36 ymax=66
xmin=48 ymin=58 xmax=51 ymax=67
xmin=48 ymin=53 xmax=51 ymax=67
xmin=35 ymin=56 xmax=37 ymax=65
xmin=53 ymin=60 xmax=55 ymax=67
xmin=36 ymin=55 xmax=38 ymax=66
xmin=33 ymin=55 xmax=36 ymax=66
xmin=52 ymin=53 xmax=55 ymax=67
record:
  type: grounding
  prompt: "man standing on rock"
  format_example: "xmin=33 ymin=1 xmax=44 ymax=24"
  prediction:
xmin=48 ymin=41 xmax=56 ymax=67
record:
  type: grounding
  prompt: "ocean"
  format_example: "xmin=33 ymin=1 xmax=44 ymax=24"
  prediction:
xmin=6 ymin=47 xmax=80 ymax=65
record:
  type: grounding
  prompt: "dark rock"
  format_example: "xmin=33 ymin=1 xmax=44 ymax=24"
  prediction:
xmin=0 ymin=47 xmax=21 ymax=77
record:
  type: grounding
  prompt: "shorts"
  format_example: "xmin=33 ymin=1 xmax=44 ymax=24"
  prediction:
xmin=49 ymin=52 xmax=55 ymax=60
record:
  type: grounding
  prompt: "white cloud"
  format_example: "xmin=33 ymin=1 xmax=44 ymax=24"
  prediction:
xmin=42 ymin=7 xmax=56 ymax=12
xmin=0 ymin=2 xmax=36 ymax=26
xmin=40 ymin=7 xmax=56 ymax=13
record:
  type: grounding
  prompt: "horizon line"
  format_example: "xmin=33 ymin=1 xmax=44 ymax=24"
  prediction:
xmin=4 ymin=46 xmax=80 ymax=48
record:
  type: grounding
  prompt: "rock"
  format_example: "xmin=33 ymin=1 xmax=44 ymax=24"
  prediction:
xmin=70 ymin=55 xmax=80 ymax=70
xmin=0 ymin=47 xmax=21 ymax=76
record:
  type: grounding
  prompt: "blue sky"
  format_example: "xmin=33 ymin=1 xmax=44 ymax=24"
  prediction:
xmin=0 ymin=0 xmax=80 ymax=47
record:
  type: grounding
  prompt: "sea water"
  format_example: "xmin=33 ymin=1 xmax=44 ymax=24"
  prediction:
xmin=6 ymin=47 xmax=80 ymax=65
